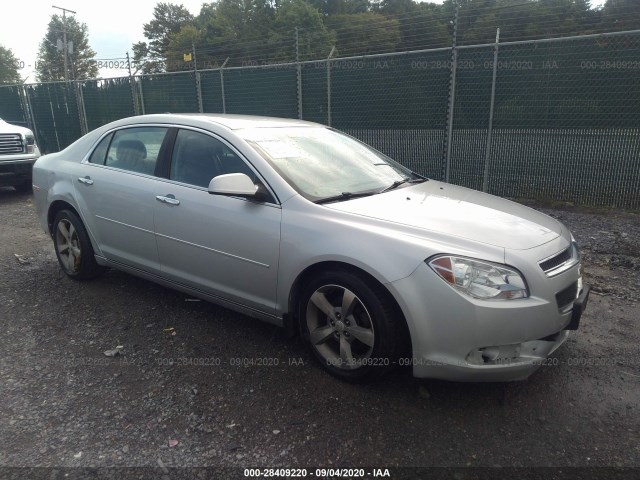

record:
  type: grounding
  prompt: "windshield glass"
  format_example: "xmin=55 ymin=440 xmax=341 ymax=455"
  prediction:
xmin=239 ymin=126 xmax=412 ymax=202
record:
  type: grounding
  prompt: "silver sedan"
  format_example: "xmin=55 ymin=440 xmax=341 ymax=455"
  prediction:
xmin=32 ymin=114 xmax=590 ymax=382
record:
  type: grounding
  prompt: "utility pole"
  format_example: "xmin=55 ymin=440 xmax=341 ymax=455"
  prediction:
xmin=52 ymin=5 xmax=76 ymax=82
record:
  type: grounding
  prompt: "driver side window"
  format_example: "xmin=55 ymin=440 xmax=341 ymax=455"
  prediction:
xmin=170 ymin=129 xmax=257 ymax=188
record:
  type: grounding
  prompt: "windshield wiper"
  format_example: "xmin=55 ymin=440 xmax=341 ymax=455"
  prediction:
xmin=314 ymin=173 xmax=427 ymax=204
xmin=379 ymin=175 xmax=427 ymax=193
xmin=314 ymin=191 xmax=378 ymax=205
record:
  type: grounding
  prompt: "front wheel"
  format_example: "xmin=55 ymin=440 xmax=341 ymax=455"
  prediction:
xmin=299 ymin=270 xmax=402 ymax=382
xmin=53 ymin=210 xmax=104 ymax=280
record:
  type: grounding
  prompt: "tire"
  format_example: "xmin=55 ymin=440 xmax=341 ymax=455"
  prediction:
xmin=299 ymin=269 xmax=401 ymax=382
xmin=13 ymin=179 xmax=32 ymax=193
xmin=52 ymin=209 xmax=104 ymax=280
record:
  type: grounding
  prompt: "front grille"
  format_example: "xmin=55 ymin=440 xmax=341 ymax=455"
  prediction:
xmin=0 ymin=134 xmax=24 ymax=154
xmin=540 ymin=246 xmax=572 ymax=273
xmin=556 ymin=281 xmax=578 ymax=310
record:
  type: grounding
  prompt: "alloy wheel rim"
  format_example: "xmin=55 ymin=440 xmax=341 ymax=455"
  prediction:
xmin=306 ymin=284 xmax=375 ymax=370
xmin=56 ymin=219 xmax=82 ymax=274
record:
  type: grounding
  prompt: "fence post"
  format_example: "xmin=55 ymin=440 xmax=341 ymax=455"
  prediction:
xmin=19 ymin=85 xmax=32 ymax=130
xmin=193 ymin=44 xmax=203 ymax=113
xmin=296 ymin=27 xmax=303 ymax=119
xmin=482 ymin=28 xmax=500 ymax=193
xmin=47 ymin=85 xmax=61 ymax=152
xmin=138 ymin=77 xmax=146 ymax=115
xmin=75 ymin=81 xmax=88 ymax=135
xmin=126 ymin=52 xmax=140 ymax=115
xmin=22 ymin=85 xmax=39 ymax=147
xmin=443 ymin=3 xmax=459 ymax=183
xmin=326 ymin=46 xmax=335 ymax=127
xmin=220 ymin=57 xmax=229 ymax=113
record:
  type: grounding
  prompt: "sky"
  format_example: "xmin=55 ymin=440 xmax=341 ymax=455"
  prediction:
xmin=0 ymin=0 xmax=207 ymax=81
xmin=1 ymin=0 xmax=607 ymax=83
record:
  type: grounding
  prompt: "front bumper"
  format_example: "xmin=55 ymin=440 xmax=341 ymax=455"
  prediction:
xmin=0 ymin=157 xmax=38 ymax=185
xmin=388 ymin=261 xmax=589 ymax=382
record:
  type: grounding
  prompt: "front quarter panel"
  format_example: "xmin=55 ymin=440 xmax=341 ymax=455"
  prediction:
xmin=276 ymin=195 xmax=506 ymax=316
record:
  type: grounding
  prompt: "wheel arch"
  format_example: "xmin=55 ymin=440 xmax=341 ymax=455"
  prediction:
xmin=286 ymin=260 xmax=412 ymax=357
xmin=47 ymin=200 xmax=103 ymax=258
xmin=47 ymin=200 xmax=80 ymax=235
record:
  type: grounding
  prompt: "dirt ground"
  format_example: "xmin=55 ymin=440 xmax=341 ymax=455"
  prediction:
xmin=0 ymin=187 xmax=638 ymax=479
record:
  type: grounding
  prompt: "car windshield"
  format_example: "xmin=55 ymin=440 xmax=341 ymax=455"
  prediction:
xmin=239 ymin=126 xmax=413 ymax=202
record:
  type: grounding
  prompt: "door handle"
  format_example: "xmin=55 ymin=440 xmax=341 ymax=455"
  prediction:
xmin=78 ymin=176 xmax=94 ymax=185
xmin=156 ymin=195 xmax=180 ymax=206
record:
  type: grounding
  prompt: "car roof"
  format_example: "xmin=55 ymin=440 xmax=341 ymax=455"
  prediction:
xmin=122 ymin=113 xmax=320 ymax=131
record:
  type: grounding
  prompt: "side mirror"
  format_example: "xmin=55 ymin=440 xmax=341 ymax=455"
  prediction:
xmin=208 ymin=173 xmax=259 ymax=197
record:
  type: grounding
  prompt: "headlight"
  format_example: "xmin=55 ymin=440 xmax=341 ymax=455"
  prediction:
xmin=572 ymin=241 xmax=581 ymax=263
xmin=428 ymin=256 xmax=529 ymax=300
xmin=24 ymin=134 xmax=36 ymax=153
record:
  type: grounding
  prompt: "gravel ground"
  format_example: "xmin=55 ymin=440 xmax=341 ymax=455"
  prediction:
xmin=0 ymin=187 xmax=639 ymax=479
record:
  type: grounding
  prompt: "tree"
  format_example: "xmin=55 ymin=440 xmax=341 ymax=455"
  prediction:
xmin=131 ymin=42 xmax=155 ymax=75
xmin=194 ymin=0 xmax=277 ymax=64
xmin=166 ymin=25 xmax=202 ymax=71
xmin=270 ymin=0 xmax=335 ymax=60
xmin=133 ymin=2 xmax=195 ymax=73
xmin=327 ymin=13 xmax=401 ymax=56
xmin=533 ymin=0 xmax=596 ymax=39
xmin=0 ymin=45 xmax=21 ymax=84
xmin=308 ymin=0 xmax=370 ymax=16
xmin=376 ymin=0 xmax=449 ymax=50
xmin=601 ymin=0 xmax=640 ymax=31
xmin=36 ymin=14 xmax=98 ymax=81
xmin=192 ymin=0 xmax=332 ymax=65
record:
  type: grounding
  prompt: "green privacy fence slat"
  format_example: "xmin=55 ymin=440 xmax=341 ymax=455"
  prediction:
xmin=474 ymin=33 xmax=640 ymax=208
xmin=24 ymin=82 xmax=81 ymax=154
xmin=329 ymin=50 xmax=452 ymax=130
xmin=223 ymin=66 xmax=298 ymax=118
xmin=301 ymin=61 xmax=327 ymax=125
xmin=140 ymin=72 xmax=198 ymax=114
xmin=200 ymin=70 xmax=224 ymax=113
xmin=492 ymin=36 xmax=640 ymax=129
xmin=486 ymin=129 xmax=640 ymax=207
xmin=0 ymin=31 xmax=638 ymax=208
xmin=448 ymin=47 xmax=496 ymax=192
xmin=345 ymin=129 xmax=445 ymax=180
xmin=0 ymin=86 xmax=26 ymax=126
xmin=82 ymin=77 xmax=136 ymax=131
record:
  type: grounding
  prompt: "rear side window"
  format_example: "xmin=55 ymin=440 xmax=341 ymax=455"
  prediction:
xmin=105 ymin=127 xmax=168 ymax=175
xmin=88 ymin=133 xmax=112 ymax=165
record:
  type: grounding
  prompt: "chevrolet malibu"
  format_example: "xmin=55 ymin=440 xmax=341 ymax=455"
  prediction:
xmin=32 ymin=114 xmax=590 ymax=382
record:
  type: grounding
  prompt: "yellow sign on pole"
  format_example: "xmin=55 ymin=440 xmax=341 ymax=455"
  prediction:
xmin=183 ymin=53 xmax=192 ymax=62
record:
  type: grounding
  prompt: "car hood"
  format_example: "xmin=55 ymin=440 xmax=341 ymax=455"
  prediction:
xmin=0 ymin=119 xmax=33 ymax=136
xmin=325 ymin=180 xmax=563 ymax=250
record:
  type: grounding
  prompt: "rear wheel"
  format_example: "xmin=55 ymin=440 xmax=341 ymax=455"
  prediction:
xmin=53 ymin=210 xmax=104 ymax=280
xmin=299 ymin=269 xmax=401 ymax=382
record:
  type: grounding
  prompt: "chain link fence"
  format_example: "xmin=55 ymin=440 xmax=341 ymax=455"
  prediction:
xmin=81 ymin=77 xmax=136 ymax=131
xmin=1 ymin=30 xmax=638 ymax=208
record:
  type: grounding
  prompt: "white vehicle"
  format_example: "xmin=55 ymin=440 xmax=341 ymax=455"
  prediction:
xmin=0 ymin=117 xmax=40 ymax=192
